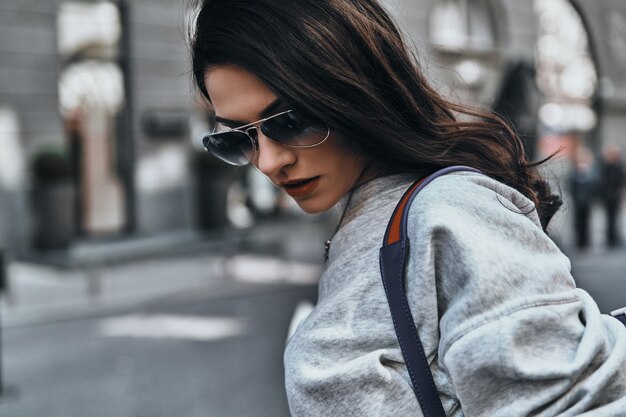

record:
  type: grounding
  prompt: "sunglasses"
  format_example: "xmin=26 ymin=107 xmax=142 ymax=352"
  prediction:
xmin=202 ymin=110 xmax=330 ymax=166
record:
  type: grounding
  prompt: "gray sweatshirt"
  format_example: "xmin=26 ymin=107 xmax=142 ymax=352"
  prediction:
xmin=284 ymin=172 xmax=626 ymax=417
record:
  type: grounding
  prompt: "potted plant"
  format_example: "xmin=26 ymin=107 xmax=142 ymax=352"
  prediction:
xmin=31 ymin=145 xmax=77 ymax=250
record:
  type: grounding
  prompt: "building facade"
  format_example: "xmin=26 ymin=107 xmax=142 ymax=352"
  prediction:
xmin=572 ymin=0 xmax=626 ymax=149
xmin=0 ymin=0 xmax=197 ymax=255
xmin=1 ymin=0 xmax=623 ymax=256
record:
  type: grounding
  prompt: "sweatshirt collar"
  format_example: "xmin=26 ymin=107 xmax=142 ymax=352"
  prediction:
xmin=334 ymin=172 xmax=420 ymax=229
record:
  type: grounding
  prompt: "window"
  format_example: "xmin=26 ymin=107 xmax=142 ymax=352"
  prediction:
xmin=429 ymin=0 xmax=499 ymax=52
xmin=534 ymin=0 xmax=597 ymax=132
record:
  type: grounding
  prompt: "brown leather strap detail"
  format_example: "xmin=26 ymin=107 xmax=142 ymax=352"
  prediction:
xmin=387 ymin=179 xmax=425 ymax=245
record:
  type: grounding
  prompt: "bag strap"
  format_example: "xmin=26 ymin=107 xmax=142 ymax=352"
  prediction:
xmin=379 ymin=166 xmax=481 ymax=417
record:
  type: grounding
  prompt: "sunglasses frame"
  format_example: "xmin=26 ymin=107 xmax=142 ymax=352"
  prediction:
xmin=202 ymin=109 xmax=331 ymax=166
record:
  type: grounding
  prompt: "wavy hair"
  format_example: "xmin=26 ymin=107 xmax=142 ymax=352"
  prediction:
xmin=189 ymin=0 xmax=562 ymax=230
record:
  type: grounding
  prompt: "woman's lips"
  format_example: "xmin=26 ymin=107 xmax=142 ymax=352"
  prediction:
xmin=282 ymin=176 xmax=321 ymax=197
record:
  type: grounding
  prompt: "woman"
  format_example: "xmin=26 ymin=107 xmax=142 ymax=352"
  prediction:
xmin=189 ymin=0 xmax=626 ymax=415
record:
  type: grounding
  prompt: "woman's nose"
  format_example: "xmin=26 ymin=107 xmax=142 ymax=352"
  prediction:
xmin=254 ymin=130 xmax=297 ymax=176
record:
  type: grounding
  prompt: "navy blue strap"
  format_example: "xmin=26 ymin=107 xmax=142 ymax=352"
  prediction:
xmin=379 ymin=166 xmax=480 ymax=417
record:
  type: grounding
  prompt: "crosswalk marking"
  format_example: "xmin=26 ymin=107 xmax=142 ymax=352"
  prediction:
xmin=98 ymin=314 xmax=248 ymax=341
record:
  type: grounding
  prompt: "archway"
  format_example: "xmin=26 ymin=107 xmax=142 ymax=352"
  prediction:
xmin=533 ymin=0 xmax=599 ymax=161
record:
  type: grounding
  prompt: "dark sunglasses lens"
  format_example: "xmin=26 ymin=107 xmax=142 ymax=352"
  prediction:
xmin=203 ymin=131 xmax=253 ymax=166
xmin=260 ymin=112 xmax=327 ymax=146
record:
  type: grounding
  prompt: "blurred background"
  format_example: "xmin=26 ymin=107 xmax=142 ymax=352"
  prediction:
xmin=0 ymin=0 xmax=625 ymax=416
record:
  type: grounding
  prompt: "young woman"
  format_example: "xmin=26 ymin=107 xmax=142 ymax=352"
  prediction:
xmin=189 ymin=0 xmax=626 ymax=415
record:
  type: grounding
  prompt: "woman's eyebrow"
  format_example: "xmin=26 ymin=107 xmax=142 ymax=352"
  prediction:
xmin=214 ymin=116 xmax=242 ymax=126
xmin=259 ymin=98 xmax=284 ymax=118
xmin=214 ymin=98 xmax=284 ymax=126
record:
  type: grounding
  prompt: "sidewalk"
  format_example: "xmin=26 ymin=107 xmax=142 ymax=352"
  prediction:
xmin=0 ymin=216 xmax=333 ymax=327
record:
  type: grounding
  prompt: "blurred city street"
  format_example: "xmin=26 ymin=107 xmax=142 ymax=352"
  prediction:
xmin=0 ymin=217 xmax=330 ymax=417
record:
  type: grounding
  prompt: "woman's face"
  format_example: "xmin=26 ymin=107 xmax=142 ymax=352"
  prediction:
xmin=204 ymin=65 xmax=372 ymax=213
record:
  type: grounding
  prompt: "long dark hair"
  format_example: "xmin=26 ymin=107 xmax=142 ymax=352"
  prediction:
xmin=189 ymin=0 xmax=562 ymax=230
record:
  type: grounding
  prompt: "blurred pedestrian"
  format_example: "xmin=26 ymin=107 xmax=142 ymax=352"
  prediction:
xmin=600 ymin=144 xmax=624 ymax=248
xmin=190 ymin=1 xmax=626 ymax=415
xmin=569 ymin=146 xmax=598 ymax=249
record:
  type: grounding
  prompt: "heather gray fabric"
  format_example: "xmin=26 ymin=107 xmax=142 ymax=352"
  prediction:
xmin=284 ymin=172 xmax=626 ymax=417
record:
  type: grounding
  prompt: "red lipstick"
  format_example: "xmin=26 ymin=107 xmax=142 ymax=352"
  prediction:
xmin=281 ymin=176 xmax=320 ymax=197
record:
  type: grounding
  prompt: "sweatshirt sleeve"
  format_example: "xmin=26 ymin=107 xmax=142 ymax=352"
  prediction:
xmin=407 ymin=173 xmax=626 ymax=417
xmin=443 ymin=290 xmax=626 ymax=417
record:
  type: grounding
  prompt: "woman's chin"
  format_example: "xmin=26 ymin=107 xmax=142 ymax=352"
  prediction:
xmin=293 ymin=197 xmax=334 ymax=214
xmin=295 ymin=202 xmax=326 ymax=215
